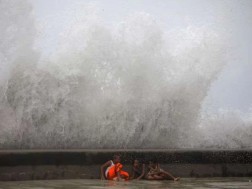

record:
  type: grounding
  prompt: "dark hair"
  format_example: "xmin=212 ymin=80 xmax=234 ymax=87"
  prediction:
xmin=133 ymin=159 xmax=139 ymax=164
xmin=113 ymin=154 xmax=121 ymax=159
xmin=133 ymin=158 xmax=148 ymax=165
xmin=149 ymin=158 xmax=158 ymax=164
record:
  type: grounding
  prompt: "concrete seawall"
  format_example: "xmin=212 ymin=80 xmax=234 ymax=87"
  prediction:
xmin=0 ymin=149 xmax=252 ymax=181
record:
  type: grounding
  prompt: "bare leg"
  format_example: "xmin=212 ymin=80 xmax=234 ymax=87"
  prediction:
xmin=146 ymin=175 xmax=155 ymax=180
xmin=146 ymin=174 xmax=164 ymax=180
xmin=153 ymin=175 xmax=164 ymax=180
xmin=160 ymin=170 xmax=180 ymax=181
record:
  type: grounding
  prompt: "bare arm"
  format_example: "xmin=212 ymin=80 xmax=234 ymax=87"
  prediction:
xmin=136 ymin=164 xmax=145 ymax=180
xmin=115 ymin=164 xmax=124 ymax=181
xmin=116 ymin=170 xmax=123 ymax=181
xmin=130 ymin=167 xmax=135 ymax=180
xmin=157 ymin=163 xmax=161 ymax=172
xmin=100 ymin=161 xmax=111 ymax=180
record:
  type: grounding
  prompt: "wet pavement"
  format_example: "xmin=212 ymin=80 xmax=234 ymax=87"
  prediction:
xmin=0 ymin=178 xmax=252 ymax=189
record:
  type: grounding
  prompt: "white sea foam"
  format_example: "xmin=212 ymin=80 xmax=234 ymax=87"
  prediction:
xmin=0 ymin=0 xmax=250 ymax=149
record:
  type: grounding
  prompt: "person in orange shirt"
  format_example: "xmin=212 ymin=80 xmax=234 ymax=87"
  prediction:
xmin=100 ymin=154 xmax=129 ymax=181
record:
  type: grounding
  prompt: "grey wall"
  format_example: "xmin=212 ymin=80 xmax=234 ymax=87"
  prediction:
xmin=0 ymin=150 xmax=252 ymax=181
